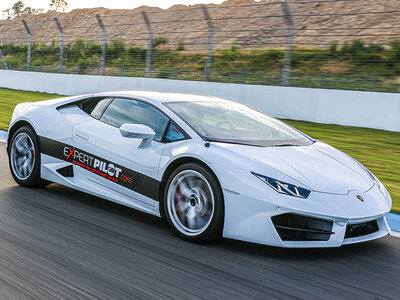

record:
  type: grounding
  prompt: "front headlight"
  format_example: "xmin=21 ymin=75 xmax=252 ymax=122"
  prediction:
xmin=252 ymin=172 xmax=311 ymax=199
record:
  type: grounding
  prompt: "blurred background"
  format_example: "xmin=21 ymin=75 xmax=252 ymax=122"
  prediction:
xmin=1 ymin=0 xmax=400 ymax=93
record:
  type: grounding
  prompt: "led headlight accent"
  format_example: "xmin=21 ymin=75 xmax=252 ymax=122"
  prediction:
xmin=252 ymin=172 xmax=311 ymax=199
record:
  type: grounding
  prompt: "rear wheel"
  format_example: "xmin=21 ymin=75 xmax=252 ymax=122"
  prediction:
xmin=8 ymin=126 xmax=49 ymax=187
xmin=164 ymin=163 xmax=224 ymax=243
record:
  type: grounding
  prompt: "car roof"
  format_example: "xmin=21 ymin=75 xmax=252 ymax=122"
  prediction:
xmin=93 ymin=91 xmax=229 ymax=104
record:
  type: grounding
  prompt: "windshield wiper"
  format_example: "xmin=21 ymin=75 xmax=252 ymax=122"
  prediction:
xmin=273 ymin=144 xmax=298 ymax=147
xmin=204 ymin=138 xmax=260 ymax=147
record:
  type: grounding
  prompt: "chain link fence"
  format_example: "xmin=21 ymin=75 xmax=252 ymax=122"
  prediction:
xmin=1 ymin=0 xmax=400 ymax=93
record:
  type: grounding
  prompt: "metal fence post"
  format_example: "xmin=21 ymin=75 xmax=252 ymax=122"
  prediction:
xmin=22 ymin=20 xmax=32 ymax=71
xmin=96 ymin=14 xmax=107 ymax=76
xmin=174 ymin=66 xmax=178 ymax=79
xmin=320 ymin=72 xmax=327 ymax=88
xmin=398 ymin=73 xmax=400 ymax=93
xmin=280 ymin=1 xmax=294 ymax=86
xmin=201 ymin=5 xmax=214 ymax=81
xmin=54 ymin=17 xmax=64 ymax=73
xmin=239 ymin=67 xmax=244 ymax=83
xmin=0 ymin=48 xmax=8 ymax=70
xmin=141 ymin=11 xmax=152 ymax=78
xmin=369 ymin=73 xmax=377 ymax=91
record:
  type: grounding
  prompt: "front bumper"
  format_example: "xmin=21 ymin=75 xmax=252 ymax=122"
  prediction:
xmin=222 ymin=183 xmax=391 ymax=248
xmin=272 ymin=213 xmax=390 ymax=248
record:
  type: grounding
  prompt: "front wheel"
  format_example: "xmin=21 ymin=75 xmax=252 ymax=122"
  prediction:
xmin=164 ymin=163 xmax=224 ymax=243
xmin=8 ymin=126 xmax=49 ymax=187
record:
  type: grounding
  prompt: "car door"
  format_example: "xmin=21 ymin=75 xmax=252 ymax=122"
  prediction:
xmin=72 ymin=97 xmax=170 ymax=208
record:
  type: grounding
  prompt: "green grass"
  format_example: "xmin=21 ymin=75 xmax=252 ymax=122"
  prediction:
xmin=0 ymin=88 xmax=398 ymax=213
xmin=0 ymin=88 xmax=62 ymax=130
xmin=284 ymin=120 xmax=400 ymax=213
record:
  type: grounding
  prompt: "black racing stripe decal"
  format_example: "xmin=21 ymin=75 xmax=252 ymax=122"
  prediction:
xmin=39 ymin=136 xmax=160 ymax=201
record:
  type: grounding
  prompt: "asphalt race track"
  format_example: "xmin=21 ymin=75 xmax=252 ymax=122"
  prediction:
xmin=0 ymin=144 xmax=400 ymax=299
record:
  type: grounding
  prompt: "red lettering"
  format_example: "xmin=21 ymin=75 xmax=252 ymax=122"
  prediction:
xmin=66 ymin=147 xmax=75 ymax=160
xmin=120 ymin=174 xmax=133 ymax=184
xmin=107 ymin=176 xmax=118 ymax=182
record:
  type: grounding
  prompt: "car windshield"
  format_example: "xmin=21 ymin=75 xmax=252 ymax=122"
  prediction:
xmin=165 ymin=101 xmax=313 ymax=147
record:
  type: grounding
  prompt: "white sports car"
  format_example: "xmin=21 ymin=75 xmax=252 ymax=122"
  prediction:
xmin=7 ymin=91 xmax=392 ymax=247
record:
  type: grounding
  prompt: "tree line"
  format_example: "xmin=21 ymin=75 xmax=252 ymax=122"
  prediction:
xmin=2 ymin=0 xmax=68 ymax=20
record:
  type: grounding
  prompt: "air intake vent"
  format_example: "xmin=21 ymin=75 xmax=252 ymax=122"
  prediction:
xmin=345 ymin=220 xmax=378 ymax=239
xmin=56 ymin=165 xmax=74 ymax=177
xmin=272 ymin=213 xmax=334 ymax=241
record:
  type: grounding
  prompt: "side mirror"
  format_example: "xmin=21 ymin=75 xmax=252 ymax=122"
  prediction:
xmin=120 ymin=124 xmax=156 ymax=149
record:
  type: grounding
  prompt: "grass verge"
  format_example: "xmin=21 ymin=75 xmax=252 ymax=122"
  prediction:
xmin=0 ymin=87 xmax=399 ymax=213
xmin=0 ymin=88 xmax=63 ymax=130
xmin=284 ymin=120 xmax=400 ymax=213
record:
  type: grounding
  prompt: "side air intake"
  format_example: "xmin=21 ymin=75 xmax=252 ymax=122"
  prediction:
xmin=345 ymin=220 xmax=379 ymax=239
xmin=56 ymin=165 xmax=74 ymax=177
xmin=272 ymin=213 xmax=334 ymax=241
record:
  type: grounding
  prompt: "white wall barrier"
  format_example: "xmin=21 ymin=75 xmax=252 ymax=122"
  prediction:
xmin=1 ymin=70 xmax=400 ymax=132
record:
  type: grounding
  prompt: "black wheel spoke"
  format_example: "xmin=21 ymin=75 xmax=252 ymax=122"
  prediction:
xmin=10 ymin=132 xmax=35 ymax=180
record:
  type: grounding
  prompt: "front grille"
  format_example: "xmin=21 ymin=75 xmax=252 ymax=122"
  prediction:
xmin=345 ymin=220 xmax=379 ymax=239
xmin=272 ymin=213 xmax=334 ymax=241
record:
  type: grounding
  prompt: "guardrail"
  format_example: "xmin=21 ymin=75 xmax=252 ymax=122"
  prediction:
xmin=1 ymin=70 xmax=400 ymax=132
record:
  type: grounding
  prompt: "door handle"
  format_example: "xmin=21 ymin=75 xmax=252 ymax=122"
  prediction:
xmin=74 ymin=131 xmax=89 ymax=141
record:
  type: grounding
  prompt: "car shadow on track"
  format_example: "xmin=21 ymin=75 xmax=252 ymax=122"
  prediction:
xmin=219 ymin=236 xmax=393 ymax=259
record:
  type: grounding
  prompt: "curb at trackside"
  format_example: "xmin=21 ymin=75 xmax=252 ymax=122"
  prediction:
xmin=0 ymin=129 xmax=399 ymax=235
xmin=387 ymin=213 xmax=400 ymax=235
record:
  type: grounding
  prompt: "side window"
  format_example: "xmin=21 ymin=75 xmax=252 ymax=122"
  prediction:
xmin=79 ymin=97 xmax=113 ymax=119
xmin=100 ymin=98 xmax=169 ymax=142
xmin=165 ymin=122 xmax=189 ymax=142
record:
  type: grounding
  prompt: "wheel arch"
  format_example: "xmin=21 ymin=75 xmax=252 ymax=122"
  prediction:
xmin=158 ymin=156 xmax=223 ymax=218
xmin=7 ymin=120 xmax=37 ymax=152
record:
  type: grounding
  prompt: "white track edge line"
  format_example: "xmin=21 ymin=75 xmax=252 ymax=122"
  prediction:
xmin=391 ymin=231 xmax=400 ymax=238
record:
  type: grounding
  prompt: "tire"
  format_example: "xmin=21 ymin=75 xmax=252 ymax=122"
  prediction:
xmin=8 ymin=125 xmax=49 ymax=187
xmin=164 ymin=162 xmax=224 ymax=243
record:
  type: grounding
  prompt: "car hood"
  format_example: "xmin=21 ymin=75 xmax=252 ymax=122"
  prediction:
xmin=215 ymin=141 xmax=373 ymax=195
